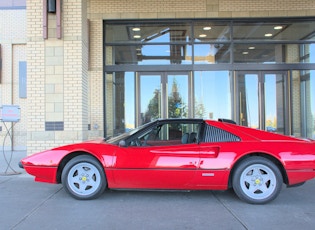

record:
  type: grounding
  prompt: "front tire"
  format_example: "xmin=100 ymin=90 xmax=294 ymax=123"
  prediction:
xmin=62 ymin=155 xmax=107 ymax=200
xmin=232 ymin=157 xmax=283 ymax=204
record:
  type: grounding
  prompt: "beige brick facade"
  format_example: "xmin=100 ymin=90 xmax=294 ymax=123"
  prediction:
xmin=0 ymin=0 xmax=314 ymax=154
xmin=88 ymin=0 xmax=315 ymax=19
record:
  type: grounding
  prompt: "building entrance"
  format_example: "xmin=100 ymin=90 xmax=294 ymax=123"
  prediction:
xmin=137 ymin=72 xmax=191 ymax=126
xmin=236 ymin=71 xmax=289 ymax=134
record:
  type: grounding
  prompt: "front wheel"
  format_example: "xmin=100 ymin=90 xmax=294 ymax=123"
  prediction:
xmin=232 ymin=157 xmax=283 ymax=204
xmin=62 ymin=155 xmax=107 ymax=200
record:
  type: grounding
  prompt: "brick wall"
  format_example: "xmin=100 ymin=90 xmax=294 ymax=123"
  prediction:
xmin=26 ymin=0 xmax=91 ymax=154
xmin=26 ymin=0 xmax=46 ymax=154
xmin=88 ymin=0 xmax=315 ymax=19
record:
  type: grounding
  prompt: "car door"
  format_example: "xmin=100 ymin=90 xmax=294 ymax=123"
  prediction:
xmin=192 ymin=122 xmax=240 ymax=189
xmin=111 ymin=120 xmax=202 ymax=189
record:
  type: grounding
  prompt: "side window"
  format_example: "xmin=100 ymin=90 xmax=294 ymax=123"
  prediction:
xmin=203 ymin=124 xmax=240 ymax=142
xmin=146 ymin=122 xmax=200 ymax=146
xmin=133 ymin=122 xmax=201 ymax=146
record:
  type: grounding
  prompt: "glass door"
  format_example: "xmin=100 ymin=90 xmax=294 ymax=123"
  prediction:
xmin=301 ymin=70 xmax=315 ymax=139
xmin=137 ymin=72 xmax=190 ymax=126
xmin=236 ymin=71 xmax=288 ymax=134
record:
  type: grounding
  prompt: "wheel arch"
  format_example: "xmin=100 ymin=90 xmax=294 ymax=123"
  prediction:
xmin=56 ymin=151 xmax=106 ymax=184
xmin=228 ymin=152 xmax=288 ymax=188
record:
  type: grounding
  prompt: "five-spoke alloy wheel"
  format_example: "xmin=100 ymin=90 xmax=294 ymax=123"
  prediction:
xmin=232 ymin=156 xmax=283 ymax=204
xmin=62 ymin=155 xmax=107 ymax=200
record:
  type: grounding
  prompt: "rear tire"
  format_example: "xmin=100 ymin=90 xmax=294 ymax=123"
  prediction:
xmin=62 ymin=155 xmax=106 ymax=200
xmin=232 ymin=156 xmax=283 ymax=204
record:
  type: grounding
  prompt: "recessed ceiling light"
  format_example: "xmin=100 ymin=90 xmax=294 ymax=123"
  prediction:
xmin=265 ymin=33 xmax=273 ymax=37
xmin=133 ymin=35 xmax=141 ymax=39
xmin=203 ymin=27 xmax=212 ymax=31
xmin=132 ymin=27 xmax=141 ymax=31
xmin=199 ymin=34 xmax=207 ymax=38
xmin=274 ymin=26 xmax=283 ymax=30
xmin=242 ymin=51 xmax=249 ymax=55
xmin=248 ymin=46 xmax=255 ymax=50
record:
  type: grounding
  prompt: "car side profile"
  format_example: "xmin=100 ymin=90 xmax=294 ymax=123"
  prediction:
xmin=20 ymin=119 xmax=315 ymax=204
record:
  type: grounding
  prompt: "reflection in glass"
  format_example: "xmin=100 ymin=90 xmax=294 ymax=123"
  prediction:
xmin=105 ymin=72 xmax=135 ymax=136
xmin=140 ymin=45 xmax=192 ymax=65
xmin=124 ymin=73 xmax=136 ymax=130
xmin=299 ymin=44 xmax=315 ymax=64
xmin=301 ymin=70 xmax=315 ymax=139
xmin=167 ymin=74 xmax=188 ymax=118
xmin=307 ymin=71 xmax=315 ymax=139
xmin=193 ymin=22 xmax=230 ymax=41
xmin=105 ymin=22 xmax=192 ymax=43
xmin=106 ymin=20 xmax=315 ymax=65
xmin=140 ymin=75 xmax=161 ymax=125
xmin=238 ymin=74 xmax=259 ymax=128
xmin=108 ymin=45 xmax=192 ymax=65
xmin=194 ymin=71 xmax=231 ymax=120
xmin=234 ymin=43 xmax=315 ymax=64
xmin=233 ymin=21 xmax=315 ymax=41
xmin=237 ymin=72 xmax=285 ymax=133
xmin=264 ymin=74 xmax=284 ymax=134
xmin=194 ymin=44 xmax=230 ymax=64
xmin=234 ymin=44 xmax=276 ymax=63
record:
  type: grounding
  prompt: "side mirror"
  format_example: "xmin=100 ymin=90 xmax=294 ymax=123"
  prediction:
xmin=119 ymin=140 xmax=127 ymax=147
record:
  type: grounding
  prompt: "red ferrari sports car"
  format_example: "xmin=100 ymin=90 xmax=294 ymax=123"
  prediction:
xmin=20 ymin=119 xmax=315 ymax=204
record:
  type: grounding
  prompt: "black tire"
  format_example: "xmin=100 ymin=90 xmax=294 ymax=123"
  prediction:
xmin=61 ymin=155 xmax=107 ymax=200
xmin=232 ymin=156 xmax=283 ymax=204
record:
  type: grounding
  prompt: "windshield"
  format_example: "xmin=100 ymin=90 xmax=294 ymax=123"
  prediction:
xmin=105 ymin=121 xmax=155 ymax=144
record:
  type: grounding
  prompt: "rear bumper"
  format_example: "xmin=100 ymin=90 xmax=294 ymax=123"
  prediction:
xmin=287 ymin=169 xmax=315 ymax=185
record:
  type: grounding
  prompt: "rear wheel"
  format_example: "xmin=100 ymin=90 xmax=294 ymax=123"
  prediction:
xmin=62 ymin=155 xmax=106 ymax=200
xmin=232 ymin=157 xmax=283 ymax=204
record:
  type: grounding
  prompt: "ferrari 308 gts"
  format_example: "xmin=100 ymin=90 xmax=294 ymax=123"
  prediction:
xmin=20 ymin=119 xmax=315 ymax=204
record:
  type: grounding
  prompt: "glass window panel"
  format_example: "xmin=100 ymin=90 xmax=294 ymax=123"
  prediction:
xmin=299 ymin=44 xmax=315 ymax=64
xmin=306 ymin=71 xmax=315 ymax=139
xmin=233 ymin=21 xmax=315 ymax=41
xmin=105 ymin=72 xmax=135 ymax=136
xmin=167 ymin=74 xmax=189 ymax=118
xmin=293 ymin=70 xmax=315 ymax=139
xmin=234 ymin=44 xmax=278 ymax=63
xmin=124 ymin=73 xmax=136 ymax=130
xmin=264 ymin=73 xmax=285 ymax=134
xmin=141 ymin=45 xmax=192 ymax=65
xmin=107 ymin=45 xmax=192 ymax=65
xmin=193 ymin=22 xmax=230 ymax=42
xmin=194 ymin=44 xmax=230 ymax=64
xmin=105 ymin=22 xmax=192 ymax=43
xmin=140 ymin=74 xmax=161 ymax=124
xmin=105 ymin=72 xmax=114 ymax=137
xmin=234 ymin=43 xmax=315 ymax=64
xmin=194 ymin=71 xmax=231 ymax=120
xmin=238 ymin=74 xmax=259 ymax=128
xmin=291 ymin=70 xmax=302 ymax=137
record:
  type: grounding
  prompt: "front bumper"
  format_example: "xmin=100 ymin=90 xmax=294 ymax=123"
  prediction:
xmin=18 ymin=161 xmax=24 ymax=169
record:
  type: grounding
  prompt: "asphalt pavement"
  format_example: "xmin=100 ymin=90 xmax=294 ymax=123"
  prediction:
xmin=1 ymin=150 xmax=315 ymax=230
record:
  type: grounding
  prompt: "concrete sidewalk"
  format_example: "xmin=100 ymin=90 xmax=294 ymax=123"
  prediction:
xmin=1 ymin=151 xmax=315 ymax=230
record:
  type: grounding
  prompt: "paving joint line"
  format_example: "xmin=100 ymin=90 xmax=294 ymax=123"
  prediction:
xmin=11 ymin=187 xmax=63 ymax=229
xmin=212 ymin=191 xmax=249 ymax=230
